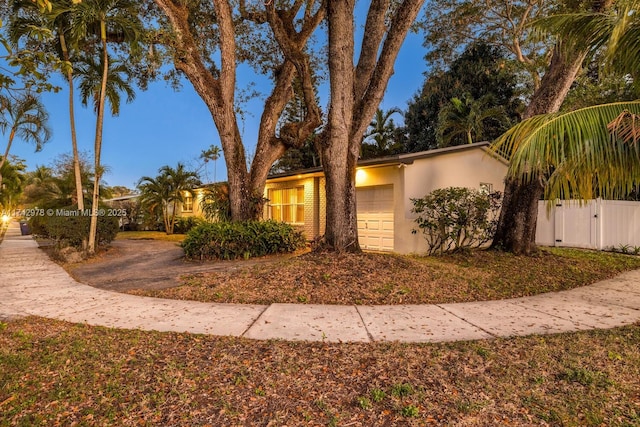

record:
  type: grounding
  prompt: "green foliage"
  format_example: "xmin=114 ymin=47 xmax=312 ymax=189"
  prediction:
xmin=390 ymin=383 xmax=414 ymax=397
xmin=173 ymin=216 xmax=204 ymax=234
xmin=30 ymin=205 xmax=118 ymax=249
xmin=138 ymin=163 xmax=201 ymax=234
xmin=181 ymin=220 xmax=306 ymax=260
xmin=361 ymin=108 xmax=405 ymax=159
xmin=411 ymin=187 xmax=502 ymax=255
xmin=400 ymin=404 xmax=419 ymax=417
xmin=403 ymin=42 xmax=523 ymax=152
xmin=370 ymin=388 xmax=386 ymax=403
xmin=491 ymin=101 xmax=640 ymax=201
xmin=0 ymin=157 xmax=26 ymax=211
xmin=199 ymin=183 xmax=231 ymax=223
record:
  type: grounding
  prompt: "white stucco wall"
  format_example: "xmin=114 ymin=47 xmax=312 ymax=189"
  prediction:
xmin=396 ymin=148 xmax=508 ymax=254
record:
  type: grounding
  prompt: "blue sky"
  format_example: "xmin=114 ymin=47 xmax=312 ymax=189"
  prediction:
xmin=10 ymin=19 xmax=427 ymax=190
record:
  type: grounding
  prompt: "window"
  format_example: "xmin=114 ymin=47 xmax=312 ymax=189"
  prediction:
xmin=183 ymin=193 xmax=193 ymax=212
xmin=479 ymin=183 xmax=493 ymax=194
xmin=268 ymin=187 xmax=304 ymax=223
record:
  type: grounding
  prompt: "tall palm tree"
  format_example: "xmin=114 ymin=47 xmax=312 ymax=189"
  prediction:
xmin=76 ymin=55 xmax=136 ymax=116
xmin=138 ymin=172 xmax=172 ymax=233
xmin=0 ymin=93 xmax=51 ymax=189
xmin=200 ymin=144 xmax=222 ymax=183
xmin=67 ymin=0 xmax=142 ymax=254
xmin=10 ymin=0 xmax=86 ymax=211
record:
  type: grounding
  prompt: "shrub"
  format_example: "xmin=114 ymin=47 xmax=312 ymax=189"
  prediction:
xmin=30 ymin=206 xmax=119 ymax=250
xmin=411 ymin=187 xmax=502 ymax=255
xmin=199 ymin=183 xmax=232 ymax=222
xmin=181 ymin=220 xmax=306 ymax=260
xmin=174 ymin=216 xmax=204 ymax=234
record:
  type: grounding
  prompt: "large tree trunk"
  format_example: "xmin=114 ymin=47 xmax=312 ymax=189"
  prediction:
xmin=319 ymin=0 xmax=424 ymax=251
xmin=154 ymin=0 xmax=323 ymax=222
xmin=321 ymin=0 xmax=359 ymax=251
xmin=492 ymin=0 xmax=614 ymax=255
xmin=492 ymin=44 xmax=587 ymax=254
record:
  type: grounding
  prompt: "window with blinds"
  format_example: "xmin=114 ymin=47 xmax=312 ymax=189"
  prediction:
xmin=268 ymin=187 xmax=304 ymax=223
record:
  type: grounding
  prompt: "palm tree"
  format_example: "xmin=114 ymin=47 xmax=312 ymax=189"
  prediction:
xmin=10 ymin=0 xmax=86 ymax=212
xmin=138 ymin=173 xmax=172 ymax=233
xmin=437 ymin=94 xmax=508 ymax=147
xmin=76 ymin=54 xmax=136 ymax=116
xmin=200 ymin=144 xmax=222 ymax=183
xmin=362 ymin=108 xmax=402 ymax=158
xmin=138 ymin=163 xmax=200 ymax=234
xmin=0 ymin=157 xmax=26 ymax=211
xmin=21 ymin=165 xmax=62 ymax=207
xmin=0 ymin=93 xmax=51 ymax=189
xmin=493 ymin=101 xmax=640 ymax=201
xmin=492 ymin=0 xmax=640 ymax=202
xmin=67 ymin=0 xmax=142 ymax=254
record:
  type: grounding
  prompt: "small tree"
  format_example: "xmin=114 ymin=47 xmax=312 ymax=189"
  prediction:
xmin=436 ymin=94 xmax=509 ymax=147
xmin=0 ymin=93 xmax=51 ymax=189
xmin=138 ymin=163 xmax=200 ymax=234
xmin=412 ymin=187 xmax=502 ymax=255
xmin=199 ymin=182 xmax=231 ymax=223
xmin=361 ymin=107 xmax=403 ymax=159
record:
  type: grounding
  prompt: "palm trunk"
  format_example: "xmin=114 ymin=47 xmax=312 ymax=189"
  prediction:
xmin=0 ymin=131 xmax=16 ymax=190
xmin=87 ymin=24 xmax=109 ymax=255
xmin=59 ymin=29 xmax=84 ymax=212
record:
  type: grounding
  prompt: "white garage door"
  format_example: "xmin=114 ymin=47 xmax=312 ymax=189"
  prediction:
xmin=357 ymin=185 xmax=394 ymax=252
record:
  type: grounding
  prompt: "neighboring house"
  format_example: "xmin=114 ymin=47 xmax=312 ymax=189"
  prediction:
xmin=263 ymin=142 xmax=508 ymax=254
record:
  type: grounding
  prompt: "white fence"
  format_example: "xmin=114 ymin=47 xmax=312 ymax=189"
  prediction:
xmin=536 ymin=199 xmax=640 ymax=250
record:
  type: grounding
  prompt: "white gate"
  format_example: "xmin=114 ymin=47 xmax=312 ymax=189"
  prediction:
xmin=536 ymin=199 xmax=640 ymax=250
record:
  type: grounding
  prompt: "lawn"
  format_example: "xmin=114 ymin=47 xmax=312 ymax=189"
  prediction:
xmin=129 ymin=247 xmax=640 ymax=305
xmin=4 ymin=243 xmax=639 ymax=425
xmin=1 ymin=317 xmax=639 ymax=426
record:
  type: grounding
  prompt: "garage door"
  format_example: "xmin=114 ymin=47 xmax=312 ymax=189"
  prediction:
xmin=357 ymin=185 xmax=394 ymax=252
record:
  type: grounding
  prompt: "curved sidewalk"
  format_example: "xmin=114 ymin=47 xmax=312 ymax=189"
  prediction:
xmin=1 ymin=220 xmax=639 ymax=343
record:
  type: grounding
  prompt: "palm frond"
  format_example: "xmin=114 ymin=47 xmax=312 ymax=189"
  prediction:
xmin=491 ymin=101 xmax=640 ymax=200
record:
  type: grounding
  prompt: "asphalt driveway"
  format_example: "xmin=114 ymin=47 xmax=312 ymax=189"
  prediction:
xmin=69 ymin=239 xmax=283 ymax=292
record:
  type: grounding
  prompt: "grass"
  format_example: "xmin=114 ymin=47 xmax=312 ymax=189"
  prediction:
xmin=0 ymin=241 xmax=640 ymax=427
xmin=116 ymin=231 xmax=186 ymax=243
xmin=3 ymin=239 xmax=640 ymax=424
xmin=128 ymin=247 xmax=640 ymax=305
xmin=1 ymin=317 xmax=639 ymax=426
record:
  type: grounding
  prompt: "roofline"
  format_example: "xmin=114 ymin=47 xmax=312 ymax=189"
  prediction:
xmin=104 ymin=194 xmax=139 ymax=202
xmin=267 ymin=141 xmax=505 ymax=180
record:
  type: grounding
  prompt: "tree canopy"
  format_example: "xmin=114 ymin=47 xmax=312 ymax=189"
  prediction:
xmin=404 ymin=42 xmax=524 ymax=152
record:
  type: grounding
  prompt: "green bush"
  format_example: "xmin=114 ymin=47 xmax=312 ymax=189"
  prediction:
xmin=181 ymin=220 xmax=306 ymax=260
xmin=29 ymin=206 xmax=119 ymax=249
xmin=411 ymin=187 xmax=502 ymax=255
xmin=174 ymin=216 xmax=204 ymax=234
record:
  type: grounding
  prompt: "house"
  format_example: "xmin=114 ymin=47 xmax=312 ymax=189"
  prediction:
xmin=263 ymin=142 xmax=508 ymax=254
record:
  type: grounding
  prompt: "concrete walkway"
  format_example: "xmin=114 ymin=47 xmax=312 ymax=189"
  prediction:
xmin=1 ymin=220 xmax=639 ymax=343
